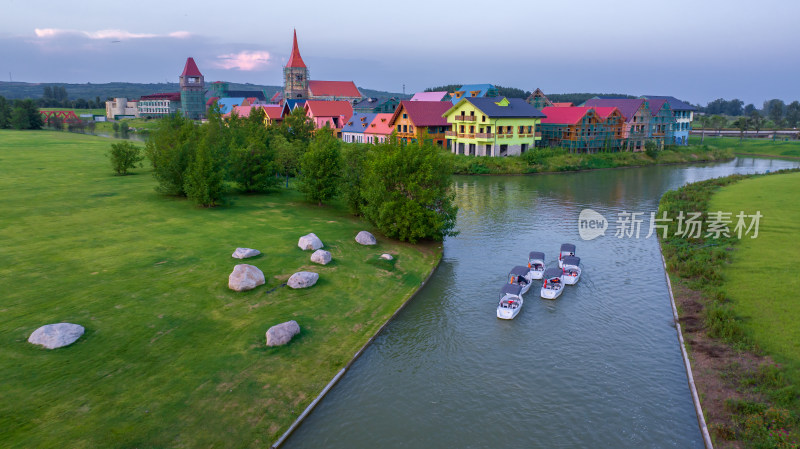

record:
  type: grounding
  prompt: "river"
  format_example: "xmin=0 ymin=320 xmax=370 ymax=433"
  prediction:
xmin=283 ymin=157 xmax=800 ymax=448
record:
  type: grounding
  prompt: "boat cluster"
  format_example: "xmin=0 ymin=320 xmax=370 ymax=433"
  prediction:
xmin=497 ymin=243 xmax=582 ymax=320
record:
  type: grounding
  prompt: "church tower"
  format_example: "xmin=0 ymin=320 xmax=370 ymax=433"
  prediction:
xmin=283 ymin=30 xmax=309 ymax=99
xmin=180 ymin=57 xmax=206 ymax=119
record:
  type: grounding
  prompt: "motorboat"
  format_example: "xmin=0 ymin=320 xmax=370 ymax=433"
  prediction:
xmin=528 ymin=251 xmax=546 ymax=280
xmin=508 ymin=265 xmax=534 ymax=295
xmin=540 ymin=267 xmax=565 ymax=300
xmin=497 ymin=284 xmax=523 ymax=320
xmin=561 ymin=256 xmax=581 ymax=285
xmin=558 ymin=243 xmax=576 ymax=268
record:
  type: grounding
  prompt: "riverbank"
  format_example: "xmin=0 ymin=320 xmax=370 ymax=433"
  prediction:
xmin=0 ymin=130 xmax=441 ymax=447
xmin=450 ymin=145 xmax=733 ymax=175
xmin=658 ymin=170 xmax=800 ymax=448
xmin=690 ymin=135 xmax=800 ymax=159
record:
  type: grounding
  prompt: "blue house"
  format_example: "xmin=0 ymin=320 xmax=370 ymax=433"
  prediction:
xmin=341 ymin=111 xmax=378 ymax=144
xmin=642 ymin=96 xmax=696 ymax=145
xmin=450 ymin=84 xmax=499 ymax=104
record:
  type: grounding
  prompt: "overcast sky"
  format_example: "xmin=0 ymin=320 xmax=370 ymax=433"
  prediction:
xmin=1 ymin=0 xmax=798 ymax=106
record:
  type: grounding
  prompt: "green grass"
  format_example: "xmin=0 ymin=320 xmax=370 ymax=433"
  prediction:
xmin=690 ymin=135 xmax=800 ymax=159
xmin=710 ymin=173 xmax=800 ymax=371
xmin=0 ymin=130 xmax=440 ymax=448
xmin=450 ymin=144 xmax=732 ymax=175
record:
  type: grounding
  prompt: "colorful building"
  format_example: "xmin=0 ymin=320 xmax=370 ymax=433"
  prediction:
xmin=388 ymin=100 xmax=452 ymax=147
xmin=364 ymin=113 xmax=394 ymax=144
xmin=342 ymin=111 xmax=377 ymax=143
xmin=352 ymin=97 xmax=401 ymax=113
xmin=642 ymin=95 xmax=695 ymax=145
xmin=526 ymin=88 xmax=553 ymax=109
xmin=450 ymin=84 xmax=499 ymax=104
xmin=583 ymin=98 xmax=652 ymax=151
xmin=105 ymin=98 xmax=139 ymax=120
xmin=303 ymin=100 xmax=354 ymax=136
xmin=646 ymin=99 xmax=676 ymax=149
xmin=410 ymin=91 xmax=449 ymax=102
xmin=138 ymin=92 xmax=182 ymax=118
xmin=179 ymin=57 xmax=206 ymax=120
xmin=443 ymin=97 xmax=545 ymax=157
xmin=282 ymin=30 xmax=362 ymax=103
xmin=539 ymin=106 xmax=624 ymax=153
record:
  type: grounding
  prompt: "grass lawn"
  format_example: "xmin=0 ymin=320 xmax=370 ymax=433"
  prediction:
xmin=0 ymin=130 xmax=440 ymax=448
xmin=690 ymin=135 xmax=800 ymax=159
xmin=710 ymin=172 xmax=800 ymax=375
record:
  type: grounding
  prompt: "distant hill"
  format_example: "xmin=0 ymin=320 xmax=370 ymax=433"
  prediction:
xmin=0 ymin=81 xmax=405 ymax=102
xmin=546 ymin=93 xmax=637 ymax=105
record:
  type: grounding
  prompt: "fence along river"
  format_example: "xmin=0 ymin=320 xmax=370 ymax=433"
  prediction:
xmin=283 ymin=157 xmax=800 ymax=448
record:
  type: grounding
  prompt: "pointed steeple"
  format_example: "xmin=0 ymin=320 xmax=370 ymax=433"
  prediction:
xmin=286 ymin=29 xmax=306 ymax=68
xmin=181 ymin=57 xmax=203 ymax=77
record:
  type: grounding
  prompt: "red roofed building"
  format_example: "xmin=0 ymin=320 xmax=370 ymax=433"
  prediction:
xmin=388 ymin=101 xmax=452 ymax=147
xmin=139 ymin=92 xmax=182 ymax=118
xmin=539 ymin=106 xmax=624 ymax=153
xmin=304 ymin=100 xmax=353 ymax=136
xmin=282 ymin=30 xmax=362 ymax=102
xmin=364 ymin=113 xmax=394 ymax=144
xmin=223 ymin=104 xmax=288 ymax=125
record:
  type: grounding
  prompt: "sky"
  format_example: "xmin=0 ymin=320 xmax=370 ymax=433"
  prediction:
xmin=1 ymin=0 xmax=798 ymax=106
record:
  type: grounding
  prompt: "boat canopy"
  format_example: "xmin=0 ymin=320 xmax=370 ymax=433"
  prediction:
xmin=562 ymin=256 xmax=581 ymax=267
xmin=500 ymin=283 xmax=523 ymax=299
xmin=509 ymin=265 xmax=529 ymax=277
xmin=543 ymin=267 xmax=563 ymax=279
xmin=560 ymin=243 xmax=576 ymax=253
xmin=529 ymin=251 xmax=545 ymax=261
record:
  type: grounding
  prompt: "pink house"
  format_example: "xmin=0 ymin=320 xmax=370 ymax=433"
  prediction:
xmin=364 ymin=113 xmax=394 ymax=143
xmin=303 ymin=100 xmax=354 ymax=135
xmin=410 ymin=91 xmax=448 ymax=102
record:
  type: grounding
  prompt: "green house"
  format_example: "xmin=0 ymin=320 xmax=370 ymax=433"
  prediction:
xmin=443 ymin=97 xmax=545 ymax=157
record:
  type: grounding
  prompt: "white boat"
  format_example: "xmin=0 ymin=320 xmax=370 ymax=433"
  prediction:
xmin=508 ymin=265 xmax=534 ymax=296
xmin=561 ymin=256 xmax=581 ymax=285
xmin=528 ymin=251 xmax=546 ymax=280
xmin=540 ymin=267 xmax=565 ymax=300
xmin=497 ymin=284 xmax=524 ymax=320
xmin=558 ymin=243 xmax=576 ymax=268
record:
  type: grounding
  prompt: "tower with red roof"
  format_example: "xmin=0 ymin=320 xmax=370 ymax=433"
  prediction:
xmin=180 ymin=57 xmax=206 ymax=119
xmin=284 ymin=30 xmax=310 ymax=100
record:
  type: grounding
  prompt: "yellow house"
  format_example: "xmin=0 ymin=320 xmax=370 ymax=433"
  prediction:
xmin=443 ymin=97 xmax=545 ymax=157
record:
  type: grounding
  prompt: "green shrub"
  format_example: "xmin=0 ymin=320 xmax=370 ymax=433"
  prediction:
xmin=298 ymin=127 xmax=342 ymax=206
xmin=107 ymin=141 xmax=143 ymax=175
xmin=229 ymin=142 xmax=278 ymax=192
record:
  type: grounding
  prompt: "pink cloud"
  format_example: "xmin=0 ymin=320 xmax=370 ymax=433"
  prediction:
xmin=214 ymin=51 xmax=271 ymax=71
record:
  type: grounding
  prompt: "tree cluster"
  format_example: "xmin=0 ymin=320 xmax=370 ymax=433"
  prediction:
xmin=40 ymin=86 xmax=104 ymax=109
xmin=0 ymin=96 xmax=43 ymax=130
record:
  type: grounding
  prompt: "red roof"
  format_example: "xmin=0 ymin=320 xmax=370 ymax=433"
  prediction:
xmin=552 ymin=102 xmax=573 ymax=107
xmin=365 ymin=113 xmax=394 ymax=135
xmin=181 ymin=57 xmax=202 ymax=77
xmin=304 ymin=100 xmax=353 ymax=119
xmin=286 ymin=29 xmax=306 ymax=68
xmin=390 ymin=100 xmax=451 ymax=127
xmin=206 ymin=96 xmax=219 ymax=106
xmin=263 ymin=105 xmax=284 ymax=120
xmin=540 ymin=107 xmax=594 ymax=125
xmin=308 ymin=80 xmax=361 ymax=98
xmin=140 ymin=92 xmax=181 ymax=102
xmin=224 ymin=104 xmax=285 ymax=120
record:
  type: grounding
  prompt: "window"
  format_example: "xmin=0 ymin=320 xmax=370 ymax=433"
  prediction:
xmin=397 ymin=125 xmax=401 ymax=132
xmin=527 ymin=126 xmax=532 ymax=133
xmin=460 ymin=125 xmax=464 ymax=132
xmin=506 ymin=126 xmax=512 ymax=134
xmin=403 ymin=125 xmax=407 ymax=132
xmin=482 ymin=115 xmax=486 ymax=122
xmin=402 ymin=113 xmax=407 ymax=119
xmin=469 ymin=126 xmax=474 ymax=133
xmin=518 ymin=126 xmax=524 ymax=134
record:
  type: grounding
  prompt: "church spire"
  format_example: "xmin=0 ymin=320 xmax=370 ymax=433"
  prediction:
xmin=286 ymin=29 xmax=306 ymax=68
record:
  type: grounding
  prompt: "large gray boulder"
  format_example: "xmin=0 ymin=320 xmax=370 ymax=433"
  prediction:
xmin=28 ymin=323 xmax=85 ymax=349
xmin=232 ymin=248 xmax=260 ymax=259
xmin=310 ymin=249 xmax=332 ymax=265
xmin=287 ymin=271 xmax=319 ymax=289
xmin=298 ymin=233 xmax=324 ymax=251
xmin=228 ymin=264 xmax=265 ymax=292
xmin=266 ymin=320 xmax=300 ymax=347
xmin=355 ymin=231 xmax=377 ymax=245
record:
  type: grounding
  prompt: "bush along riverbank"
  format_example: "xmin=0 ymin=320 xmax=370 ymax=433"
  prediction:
xmin=450 ymin=144 xmax=733 ymax=175
xmin=658 ymin=169 xmax=800 ymax=448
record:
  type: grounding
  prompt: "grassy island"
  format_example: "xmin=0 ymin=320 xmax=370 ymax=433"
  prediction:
xmin=0 ymin=130 xmax=440 ymax=447
xmin=658 ymin=170 xmax=800 ymax=448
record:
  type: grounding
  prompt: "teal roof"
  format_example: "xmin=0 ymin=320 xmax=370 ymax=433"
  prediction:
xmin=451 ymin=84 xmax=495 ymax=103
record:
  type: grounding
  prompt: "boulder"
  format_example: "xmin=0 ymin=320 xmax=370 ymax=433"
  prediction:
xmin=266 ymin=320 xmax=300 ymax=347
xmin=298 ymin=233 xmax=324 ymax=251
xmin=228 ymin=264 xmax=265 ymax=292
xmin=287 ymin=271 xmax=319 ymax=289
xmin=232 ymin=247 xmax=260 ymax=259
xmin=310 ymin=249 xmax=332 ymax=265
xmin=355 ymin=231 xmax=377 ymax=246
xmin=28 ymin=323 xmax=85 ymax=349
xmin=380 ymin=253 xmax=394 ymax=261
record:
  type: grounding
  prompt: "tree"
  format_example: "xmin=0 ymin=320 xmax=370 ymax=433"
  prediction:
xmin=764 ymin=99 xmax=785 ymax=126
xmin=48 ymin=115 xmax=64 ymax=131
xmin=184 ymin=138 xmax=226 ymax=207
xmin=744 ymin=103 xmax=757 ymax=116
xmin=10 ymin=99 xmax=43 ymax=130
xmin=273 ymin=134 xmax=305 ymax=188
xmin=229 ymin=141 xmax=278 ymax=192
xmin=749 ymin=110 xmax=765 ymax=136
xmin=108 ymin=141 xmax=144 ymax=175
xmin=710 ymin=115 xmax=726 ymax=136
xmin=119 ymin=121 xmax=130 ymax=138
xmin=280 ymin=107 xmax=315 ymax=143
xmin=734 ymin=116 xmax=750 ymax=142
xmin=341 ymin=143 xmax=371 ymax=215
xmin=298 ymin=127 xmax=342 ymax=205
xmin=145 ymin=114 xmax=197 ymax=196
xmin=786 ymin=101 xmax=800 ymax=128
xmin=361 ymin=137 xmax=458 ymax=242
xmin=0 ymin=96 xmax=11 ymax=129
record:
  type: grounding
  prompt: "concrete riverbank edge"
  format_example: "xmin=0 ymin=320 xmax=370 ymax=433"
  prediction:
xmin=659 ymin=247 xmax=714 ymax=449
xmin=271 ymin=249 xmax=443 ymax=448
